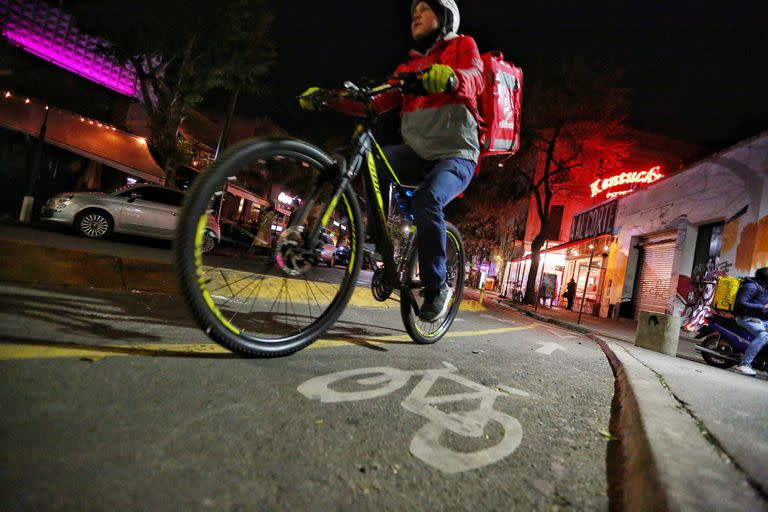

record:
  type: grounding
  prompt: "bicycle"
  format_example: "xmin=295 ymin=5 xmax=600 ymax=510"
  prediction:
xmin=297 ymin=362 xmax=527 ymax=473
xmin=174 ymin=71 xmax=466 ymax=357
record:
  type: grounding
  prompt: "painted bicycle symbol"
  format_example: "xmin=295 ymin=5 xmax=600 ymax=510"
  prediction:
xmin=297 ymin=362 xmax=528 ymax=473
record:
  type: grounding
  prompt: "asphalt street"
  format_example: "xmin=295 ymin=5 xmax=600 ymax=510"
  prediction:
xmin=0 ymin=283 xmax=614 ymax=511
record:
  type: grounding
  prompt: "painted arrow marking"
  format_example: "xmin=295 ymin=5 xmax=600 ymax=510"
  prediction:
xmin=535 ymin=342 xmax=567 ymax=355
xmin=545 ymin=329 xmax=578 ymax=339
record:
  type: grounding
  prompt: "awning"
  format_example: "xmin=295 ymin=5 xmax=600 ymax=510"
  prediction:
xmin=224 ymin=182 xmax=269 ymax=206
xmin=222 ymin=183 xmax=291 ymax=216
xmin=0 ymin=94 xmax=165 ymax=184
xmin=509 ymin=235 xmax=612 ymax=263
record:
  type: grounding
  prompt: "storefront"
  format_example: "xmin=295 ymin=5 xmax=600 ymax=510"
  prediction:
xmin=604 ymin=131 xmax=768 ymax=319
xmin=502 ymin=257 xmax=531 ymax=301
xmin=561 ymin=235 xmax=614 ymax=316
xmin=502 ymin=243 xmax=568 ymax=307
xmin=212 ymin=182 xmax=295 ymax=248
xmin=542 ymin=200 xmax=620 ymax=316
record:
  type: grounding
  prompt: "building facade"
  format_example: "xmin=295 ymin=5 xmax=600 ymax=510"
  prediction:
xmin=517 ymin=130 xmax=768 ymax=321
xmin=604 ymin=130 xmax=768 ymax=320
xmin=501 ymin=128 xmax=703 ymax=312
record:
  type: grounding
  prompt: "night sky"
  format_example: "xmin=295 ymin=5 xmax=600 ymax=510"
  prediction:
xmin=225 ymin=0 xmax=767 ymax=152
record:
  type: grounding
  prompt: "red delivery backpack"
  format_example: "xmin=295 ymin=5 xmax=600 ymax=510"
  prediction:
xmin=478 ymin=51 xmax=523 ymax=157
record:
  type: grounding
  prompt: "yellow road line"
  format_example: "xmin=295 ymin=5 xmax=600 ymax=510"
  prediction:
xmin=0 ymin=324 xmax=535 ymax=361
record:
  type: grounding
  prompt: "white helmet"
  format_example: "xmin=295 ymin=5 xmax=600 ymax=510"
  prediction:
xmin=410 ymin=0 xmax=461 ymax=38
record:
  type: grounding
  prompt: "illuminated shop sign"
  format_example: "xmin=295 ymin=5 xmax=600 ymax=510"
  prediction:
xmin=278 ymin=192 xmax=295 ymax=205
xmin=570 ymin=200 xmax=618 ymax=242
xmin=589 ymin=166 xmax=664 ymax=199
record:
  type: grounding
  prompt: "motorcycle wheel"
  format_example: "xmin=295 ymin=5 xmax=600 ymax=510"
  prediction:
xmin=700 ymin=335 xmax=738 ymax=369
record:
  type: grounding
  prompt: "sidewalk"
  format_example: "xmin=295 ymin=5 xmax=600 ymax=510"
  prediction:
xmin=469 ymin=287 xmax=768 ymax=511
xmin=473 ymin=288 xmax=702 ymax=363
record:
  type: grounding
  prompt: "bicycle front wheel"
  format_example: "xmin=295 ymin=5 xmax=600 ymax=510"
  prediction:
xmin=175 ymin=137 xmax=363 ymax=357
xmin=400 ymin=222 xmax=465 ymax=344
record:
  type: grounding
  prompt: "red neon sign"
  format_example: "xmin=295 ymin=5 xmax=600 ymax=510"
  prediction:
xmin=589 ymin=166 xmax=664 ymax=198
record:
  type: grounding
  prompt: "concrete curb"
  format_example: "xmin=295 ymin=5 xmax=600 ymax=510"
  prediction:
xmin=589 ymin=335 xmax=670 ymax=512
xmin=0 ymin=238 xmax=178 ymax=294
xmin=485 ymin=298 xmax=670 ymax=510
xmin=601 ymin=340 xmax=768 ymax=512
xmin=488 ymin=297 xmax=768 ymax=511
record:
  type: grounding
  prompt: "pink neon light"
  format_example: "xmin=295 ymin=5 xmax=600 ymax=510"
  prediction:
xmin=3 ymin=28 xmax=138 ymax=97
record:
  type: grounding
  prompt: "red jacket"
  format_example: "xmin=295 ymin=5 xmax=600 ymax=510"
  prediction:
xmin=394 ymin=35 xmax=485 ymax=163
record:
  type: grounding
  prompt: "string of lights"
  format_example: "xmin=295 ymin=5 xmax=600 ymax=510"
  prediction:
xmin=1 ymin=88 xmax=147 ymax=145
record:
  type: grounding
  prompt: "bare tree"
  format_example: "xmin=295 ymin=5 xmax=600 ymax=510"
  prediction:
xmin=71 ymin=0 xmax=275 ymax=187
xmin=516 ymin=55 xmax=633 ymax=304
xmin=450 ymin=154 xmax=531 ymax=266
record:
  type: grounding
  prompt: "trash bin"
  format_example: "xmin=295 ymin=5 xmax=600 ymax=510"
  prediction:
xmin=634 ymin=311 xmax=681 ymax=356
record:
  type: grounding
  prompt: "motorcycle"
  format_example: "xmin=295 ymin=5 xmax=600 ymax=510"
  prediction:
xmin=693 ymin=310 xmax=767 ymax=371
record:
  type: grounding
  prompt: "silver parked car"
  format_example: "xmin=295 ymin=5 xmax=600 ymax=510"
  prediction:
xmin=40 ymin=184 xmax=221 ymax=253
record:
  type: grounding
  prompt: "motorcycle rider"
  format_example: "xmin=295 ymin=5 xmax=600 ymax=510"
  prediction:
xmin=732 ymin=266 xmax=768 ymax=376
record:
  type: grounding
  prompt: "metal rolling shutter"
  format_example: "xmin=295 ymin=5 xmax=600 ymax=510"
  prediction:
xmin=634 ymin=236 xmax=676 ymax=319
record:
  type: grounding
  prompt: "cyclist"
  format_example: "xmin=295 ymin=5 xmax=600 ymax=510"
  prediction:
xmin=300 ymin=0 xmax=484 ymax=322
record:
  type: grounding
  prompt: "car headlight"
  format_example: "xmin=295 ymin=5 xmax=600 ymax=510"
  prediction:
xmin=52 ymin=195 xmax=74 ymax=209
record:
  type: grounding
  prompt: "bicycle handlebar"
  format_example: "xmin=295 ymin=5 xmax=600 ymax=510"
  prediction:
xmin=298 ymin=67 xmax=457 ymax=116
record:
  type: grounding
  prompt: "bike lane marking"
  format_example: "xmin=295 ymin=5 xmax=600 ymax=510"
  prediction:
xmin=0 ymin=324 xmax=537 ymax=361
xmin=297 ymin=362 xmax=528 ymax=474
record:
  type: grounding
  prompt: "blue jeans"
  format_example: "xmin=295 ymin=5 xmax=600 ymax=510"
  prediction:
xmin=735 ymin=316 xmax=768 ymax=366
xmin=377 ymin=145 xmax=474 ymax=291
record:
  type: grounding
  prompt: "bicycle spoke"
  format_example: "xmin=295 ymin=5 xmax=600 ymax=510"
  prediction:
xmin=177 ymin=146 xmax=361 ymax=347
xmin=401 ymin=224 xmax=465 ymax=344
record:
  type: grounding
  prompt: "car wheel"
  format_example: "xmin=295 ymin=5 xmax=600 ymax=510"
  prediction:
xmin=75 ymin=210 xmax=113 ymax=239
xmin=201 ymin=229 xmax=217 ymax=254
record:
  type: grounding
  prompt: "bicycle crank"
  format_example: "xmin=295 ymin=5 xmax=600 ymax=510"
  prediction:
xmin=371 ymin=267 xmax=394 ymax=301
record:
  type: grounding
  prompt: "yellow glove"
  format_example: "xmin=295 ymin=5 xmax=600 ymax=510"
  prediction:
xmin=299 ymin=87 xmax=322 ymax=110
xmin=421 ymin=64 xmax=456 ymax=94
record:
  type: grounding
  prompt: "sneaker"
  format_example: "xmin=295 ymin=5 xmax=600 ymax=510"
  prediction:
xmin=419 ymin=284 xmax=453 ymax=322
xmin=734 ymin=365 xmax=757 ymax=376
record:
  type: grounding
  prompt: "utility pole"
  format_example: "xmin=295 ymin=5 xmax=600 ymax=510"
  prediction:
xmin=20 ymin=104 xmax=49 ymax=223
xmin=534 ymin=240 xmax=550 ymax=312
xmin=577 ymin=228 xmax=599 ymax=324
xmin=214 ymin=84 xmax=241 ymax=161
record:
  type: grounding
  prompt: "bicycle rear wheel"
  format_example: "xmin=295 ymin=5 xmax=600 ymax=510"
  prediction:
xmin=175 ymin=137 xmax=363 ymax=357
xmin=400 ymin=223 xmax=465 ymax=344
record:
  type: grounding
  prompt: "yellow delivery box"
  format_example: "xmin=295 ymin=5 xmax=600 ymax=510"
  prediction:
xmin=711 ymin=276 xmax=740 ymax=311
